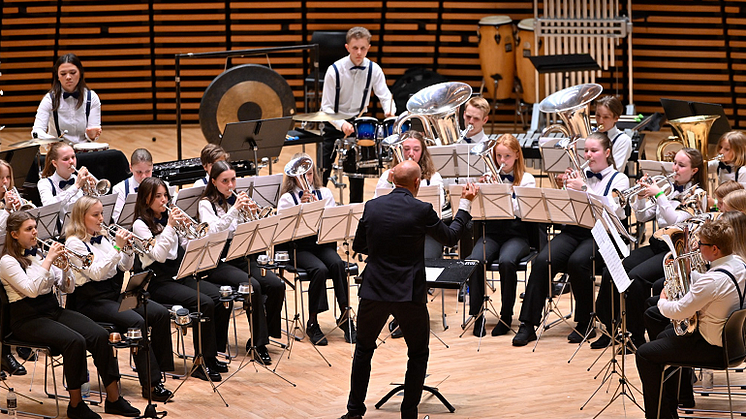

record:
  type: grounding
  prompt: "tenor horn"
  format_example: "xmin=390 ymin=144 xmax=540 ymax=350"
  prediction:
xmin=469 ymin=138 xmax=503 ymax=183
xmin=284 ymin=156 xmax=315 ymax=193
xmin=538 ymin=83 xmax=603 ymax=140
xmin=395 ymin=82 xmax=473 ymax=146
xmin=656 ymin=115 xmax=720 ymax=190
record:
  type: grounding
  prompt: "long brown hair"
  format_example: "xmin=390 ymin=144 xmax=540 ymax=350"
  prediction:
xmin=280 ymin=153 xmax=323 ymax=196
xmin=135 ymin=177 xmax=171 ymax=236
xmin=721 ymin=211 xmax=746 ymax=259
xmin=65 ymin=196 xmax=100 ymax=240
xmin=202 ymin=160 xmax=236 ymax=213
xmin=3 ymin=212 xmax=36 ymax=271
xmin=493 ymin=133 xmax=525 ymax=186
xmin=50 ymin=53 xmax=89 ymax=112
xmin=391 ymin=131 xmax=436 ymax=181
xmin=678 ymin=147 xmax=705 ymax=188
xmin=41 ymin=142 xmax=74 ymax=178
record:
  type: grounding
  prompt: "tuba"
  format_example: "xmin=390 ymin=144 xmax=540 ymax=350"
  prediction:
xmin=656 ymin=114 xmax=720 ymax=190
xmin=394 ymin=82 xmax=473 ymax=146
xmin=539 ymin=83 xmax=603 ymax=141
xmin=469 ymin=138 xmax=503 ymax=183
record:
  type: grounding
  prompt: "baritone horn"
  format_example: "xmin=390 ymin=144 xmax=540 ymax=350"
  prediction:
xmin=656 ymin=114 xmax=720 ymax=190
xmin=284 ymin=155 xmax=315 ymax=196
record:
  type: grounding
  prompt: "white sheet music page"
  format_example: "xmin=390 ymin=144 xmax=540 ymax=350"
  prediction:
xmin=513 ymin=186 xmax=548 ymax=223
xmin=591 ymin=220 xmax=632 ymax=293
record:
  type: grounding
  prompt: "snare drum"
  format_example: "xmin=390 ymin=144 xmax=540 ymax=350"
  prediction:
xmin=354 ymin=117 xmax=379 ymax=147
xmin=515 ymin=18 xmax=544 ymax=104
xmin=73 ymin=142 xmax=109 ymax=153
xmin=478 ymin=15 xmax=515 ymax=100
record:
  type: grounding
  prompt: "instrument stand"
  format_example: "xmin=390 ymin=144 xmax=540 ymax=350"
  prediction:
xmin=330 ymin=138 xmax=348 ymax=205
xmin=168 ymin=231 xmax=229 ymax=406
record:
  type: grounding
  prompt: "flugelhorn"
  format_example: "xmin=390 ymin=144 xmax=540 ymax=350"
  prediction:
xmin=3 ymin=186 xmax=35 ymax=212
xmin=36 ymin=238 xmax=93 ymax=272
xmin=71 ymin=166 xmax=111 ymax=196
xmin=284 ymin=156 xmax=315 ymax=198
xmin=167 ymin=202 xmax=208 ymax=240
xmin=612 ymin=172 xmax=676 ymax=209
xmin=469 ymin=138 xmax=503 ymax=183
xmin=100 ymin=223 xmax=155 ymax=255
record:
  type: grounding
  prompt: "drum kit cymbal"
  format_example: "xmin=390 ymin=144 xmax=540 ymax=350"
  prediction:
xmin=292 ymin=111 xmax=352 ymax=122
xmin=6 ymin=137 xmax=60 ymax=150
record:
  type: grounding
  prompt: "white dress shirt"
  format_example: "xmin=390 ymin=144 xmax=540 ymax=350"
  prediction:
xmin=658 ymin=254 xmax=746 ymax=347
xmin=606 ymin=126 xmax=632 ymax=171
xmin=66 ymin=235 xmax=133 ymax=287
xmin=633 ymin=181 xmax=698 ymax=228
xmin=581 ymin=165 xmax=630 ymax=219
xmin=709 ymin=160 xmax=746 ymax=188
xmin=465 ymin=129 xmax=488 ymax=144
xmin=193 ymin=176 xmax=208 ymax=188
xmin=0 ymin=253 xmax=74 ymax=303
xmin=320 ymin=56 xmax=395 ymax=131
xmin=374 ymin=170 xmax=444 ymax=202
xmin=37 ymin=172 xmax=83 ymax=217
xmin=198 ymin=198 xmax=243 ymax=239
xmin=32 ymin=90 xmax=101 ymax=144
xmin=277 ymin=186 xmax=336 ymax=210
xmin=132 ymin=219 xmax=179 ymax=270
xmin=506 ymin=171 xmax=536 ymax=217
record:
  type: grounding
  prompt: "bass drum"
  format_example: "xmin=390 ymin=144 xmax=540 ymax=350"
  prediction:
xmin=515 ymin=18 xmax=545 ymax=104
xmin=478 ymin=15 xmax=515 ymax=100
xmin=199 ymin=64 xmax=296 ymax=144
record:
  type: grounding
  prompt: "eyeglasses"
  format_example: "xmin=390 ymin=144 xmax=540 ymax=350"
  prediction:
xmin=698 ymin=240 xmax=715 ymax=248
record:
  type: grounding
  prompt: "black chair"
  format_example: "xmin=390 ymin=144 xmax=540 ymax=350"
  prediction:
xmin=282 ymin=262 xmax=359 ymax=327
xmin=304 ymin=31 xmax=348 ymax=112
xmin=658 ymin=308 xmax=746 ymax=419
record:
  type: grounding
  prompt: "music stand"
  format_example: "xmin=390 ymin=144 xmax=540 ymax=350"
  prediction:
xmin=539 ymin=137 xmax=586 ymax=173
xmin=27 ymin=202 xmax=62 ymax=240
xmin=173 ymin=185 xmax=205 ymax=220
xmin=638 ymin=160 xmax=674 ymax=178
xmin=428 ymin=144 xmax=484 ymax=180
xmin=0 ymin=144 xmax=41 ymax=188
xmin=115 ymin=193 xmax=138 ymax=228
xmin=220 ymin=117 xmax=294 ymax=174
xmin=660 ymin=98 xmax=731 ymax=145
xmin=248 ymin=174 xmax=283 ymax=208
xmin=167 ymin=231 xmax=230 ymax=406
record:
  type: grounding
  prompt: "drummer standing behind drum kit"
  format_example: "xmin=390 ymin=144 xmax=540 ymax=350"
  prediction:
xmin=31 ymin=53 xmax=102 ymax=144
xmin=320 ymin=26 xmax=396 ymax=203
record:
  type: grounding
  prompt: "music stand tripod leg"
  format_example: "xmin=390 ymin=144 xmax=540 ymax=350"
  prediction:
xmin=136 ymin=291 xmax=167 ymax=419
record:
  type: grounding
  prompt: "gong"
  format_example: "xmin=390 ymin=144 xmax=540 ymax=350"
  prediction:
xmin=199 ymin=64 xmax=296 ymax=144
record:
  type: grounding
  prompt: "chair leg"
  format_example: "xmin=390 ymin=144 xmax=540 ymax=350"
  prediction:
xmin=726 ymin=367 xmax=735 ymax=419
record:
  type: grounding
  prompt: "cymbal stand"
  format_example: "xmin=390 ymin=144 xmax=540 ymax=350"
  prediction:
xmin=581 ymin=290 xmax=643 ymax=417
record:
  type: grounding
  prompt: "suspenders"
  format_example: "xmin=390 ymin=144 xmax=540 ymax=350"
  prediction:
xmin=52 ymin=90 xmax=92 ymax=138
xmin=603 ymin=171 xmax=620 ymax=196
xmin=332 ymin=61 xmax=373 ymax=116
xmin=714 ymin=268 xmax=746 ymax=310
xmin=290 ymin=190 xmax=322 ymax=205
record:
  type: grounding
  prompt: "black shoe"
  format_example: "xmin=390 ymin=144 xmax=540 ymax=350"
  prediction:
xmin=472 ymin=315 xmax=486 ymax=337
xmin=679 ymin=398 xmax=696 ymax=408
xmin=590 ymin=334 xmax=613 ymax=350
xmin=212 ymin=359 xmax=229 ymax=373
xmin=1 ymin=353 xmax=26 ymax=376
xmin=67 ymin=401 xmax=101 ymax=419
xmin=512 ymin=323 xmax=537 ymax=347
xmin=339 ymin=317 xmax=357 ymax=344
xmin=143 ymin=382 xmax=172 ymax=402
xmin=568 ymin=324 xmax=595 ymax=344
xmin=191 ymin=365 xmax=222 ymax=382
xmin=307 ymin=321 xmax=328 ymax=346
xmin=16 ymin=347 xmax=36 ymax=362
xmin=491 ymin=317 xmax=512 ymax=336
xmin=255 ymin=345 xmax=272 ymax=365
xmin=104 ymin=396 xmax=140 ymax=417
xmin=339 ymin=414 xmax=363 ymax=419
xmin=389 ymin=320 xmax=403 ymax=339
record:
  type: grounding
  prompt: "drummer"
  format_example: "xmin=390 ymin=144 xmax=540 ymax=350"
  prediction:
xmin=462 ymin=97 xmax=490 ymax=143
xmin=320 ymin=26 xmax=396 ymax=203
xmin=32 ymin=53 xmax=102 ymax=144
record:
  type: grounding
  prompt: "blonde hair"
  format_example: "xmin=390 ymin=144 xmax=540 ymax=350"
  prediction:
xmin=721 ymin=211 xmax=746 ymax=258
xmin=65 ymin=196 xmax=101 ymax=240
xmin=466 ymin=97 xmax=490 ymax=120
xmin=714 ymin=180 xmax=744 ymax=201
xmin=724 ymin=189 xmax=746 ymax=213
xmin=718 ymin=130 xmax=746 ymax=167
xmin=280 ymin=153 xmax=323 ymax=196
xmin=493 ymin=134 xmax=525 ymax=186
xmin=0 ymin=159 xmax=14 ymax=190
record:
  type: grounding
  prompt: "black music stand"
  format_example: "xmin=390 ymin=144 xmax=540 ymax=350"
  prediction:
xmin=173 ymin=185 xmax=205 ymax=220
xmin=660 ymin=98 xmax=731 ymax=145
xmin=116 ymin=194 xmax=138 ymax=228
xmin=27 ymin=202 xmax=62 ymax=240
xmin=0 ymin=144 xmax=41 ymax=189
xmin=221 ymin=117 xmax=294 ymax=174
xmin=528 ymin=53 xmax=600 ymax=80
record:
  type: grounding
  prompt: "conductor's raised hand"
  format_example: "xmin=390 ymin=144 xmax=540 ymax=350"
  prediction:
xmin=461 ymin=182 xmax=479 ymax=201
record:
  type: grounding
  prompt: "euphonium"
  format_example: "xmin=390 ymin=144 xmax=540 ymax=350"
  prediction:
xmin=167 ymin=203 xmax=208 ymax=240
xmin=3 ymin=186 xmax=36 ymax=212
xmin=71 ymin=166 xmax=111 ymax=196
xmin=100 ymin=223 xmax=155 ymax=255
xmin=656 ymin=114 xmax=720 ymax=189
xmin=469 ymin=138 xmax=503 ymax=183
xmin=36 ymin=238 xmax=94 ymax=272
xmin=612 ymin=172 xmax=675 ymax=209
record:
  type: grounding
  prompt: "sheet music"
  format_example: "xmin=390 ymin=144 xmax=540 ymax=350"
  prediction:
xmin=250 ymin=173 xmax=283 ymax=207
xmin=470 ymin=183 xmax=514 ymax=220
xmin=28 ymin=202 xmax=62 ymax=240
xmin=592 ymin=220 xmax=632 ymax=292
xmin=542 ymin=188 xmax=577 ymax=224
xmin=538 ymin=137 xmax=586 ymax=173
xmin=224 ymin=219 xmax=257 ymax=261
xmin=293 ymin=200 xmax=326 ymax=240
xmin=567 ymin=189 xmax=595 ymax=228
xmin=429 ymin=144 xmax=483 ymax=179
xmin=376 ymin=185 xmax=441 ymax=218
xmin=513 ymin=186 xmax=549 ymax=223
xmin=589 ymin=195 xmax=631 ymax=258
xmin=317 ymin=203 xmax=364 ymax=244
xmin=116 ymin=193 xmax=138 ymax=228
xmin=100 ymin=193 xmax=118 ymax=225
xmin=174 ymin=185 xmax=205 ymax=220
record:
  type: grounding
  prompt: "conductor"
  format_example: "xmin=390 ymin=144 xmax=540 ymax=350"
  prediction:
xmin=340 ymin=160 xmax=477 ymax=419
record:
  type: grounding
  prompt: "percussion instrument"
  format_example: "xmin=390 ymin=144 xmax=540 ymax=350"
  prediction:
xmin=293 ymin=111 xmax=352 ymax=122
xmin=383 ymin=116 xmax=410 ymax=138
xmin=478 ymin=15 xmax=515 ymax=100
xmin=8 ymin=137 xmax=60 ymax=149
xmin=515 ymin=18 xmax=544 ymax=104
xmin=73 ymin=142 xmax=109 ymax=153
xmin=153 ymin=158 xmax=255 ymax=186
xmin=354 ymin=117 xmax=379 ymax=147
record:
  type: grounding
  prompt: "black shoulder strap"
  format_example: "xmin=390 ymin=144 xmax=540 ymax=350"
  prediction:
xmin=358 ymin=64 xmax=373 ymax=114
xmin=290 ymin=192 xmax=299 ymax=206
xmin=603 ymin=171 xmax=620 ymax=196
xmin=124 ymin=178 xmax=130 ymax=199
xmin=715 ymin=268 xmax=745 ymax=309
xmin=332 ymin=63 xmax=341 ymax=114
xmin=47 ymin=178 xmax=57 ymax=197
xmin=51 ymin=92 xmax=62 ymax=138
xmin=611 ymin=132 xmax=623 ymax=145
xmin=85 ymin=90 xmax=91 ymax=123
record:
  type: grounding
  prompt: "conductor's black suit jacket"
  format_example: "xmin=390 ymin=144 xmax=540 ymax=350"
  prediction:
xmin=353 ymin=187 xmax=472 ymax=303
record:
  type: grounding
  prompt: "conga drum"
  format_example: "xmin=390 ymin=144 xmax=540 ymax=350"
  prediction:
xmin=478 ymin=15 xmax=515 ymax=100
xmin=515 ymin=18 xmax=545 ymax=104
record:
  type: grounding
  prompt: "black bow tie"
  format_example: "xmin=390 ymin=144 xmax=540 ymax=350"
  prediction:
xmin=23 ymin=248 xmax=37 ymax=257
xmin=134 ymin=187 xmax=138 ymax=193
xmin=59 ymin=178 xmax=75 ymax=189
xmin=673 ymin=184 xmax=685 ymax=193
xmin=62 ymin=91 xmax=79 ymax=99
xmin=225 ymin=194 xmax=237 ymax=206
xmin=464 ymin=137 xmax=473 ymax=143
xmin=90 ymin=235 xmax=103 ymax=245
xmin=350 ymin=65 xmax=366 ymax=71
xmin=586 ymin=170 xmax=603 ymax=180
xmin=718 ymin=161 xmax=732 ymax=173
xmin=500 ymin=174 xmax=514 ymax=183
xmin=154 ymin=216 xmax=168 ymax=226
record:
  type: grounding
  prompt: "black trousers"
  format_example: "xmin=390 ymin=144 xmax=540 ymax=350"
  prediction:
xmin=10 ymin=293 xmax=120 ymax=390
xmin=347 ymin=299 xmax=429 ymax=419
xmin=293 ymin=241 xmax=348 ymax=316
xmin=636 ymin=327 xmax=722 ymax=419
xmin=71 ymin=280 xmax=175 ymax=387
xmin=467 ymin=234 xmax=530 ymax=318
xmin=148 ymin=276 xmax=227 ymax=367
xmin=595 ymin=241 xmax=666 ymax=342
xmin=519 ymin=226 xmax=597 ymax=327
xmin=321 ymin=123 xmax=365 ymax=203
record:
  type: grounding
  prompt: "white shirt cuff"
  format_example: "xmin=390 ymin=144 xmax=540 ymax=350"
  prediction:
xmin=459 ymin=198 xmax=471 ymax=212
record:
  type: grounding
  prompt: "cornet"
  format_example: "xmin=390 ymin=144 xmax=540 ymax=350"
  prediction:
xmin=3 ymin=186 xmax=35 ymax=212
xmin=229 ymin=190 xmax=274 ymax=222
xmin=71 ymin=166 xmax=111 ymax=196
xmin=100 ymin=223 xmax=155 ymax=255
xmin=166 ymin=202 xmax=208 ymax=240
xmin=612 ymin=172 xmax=676 ymax=209
xmin=36 ymin=238 xmax=93 ymax=273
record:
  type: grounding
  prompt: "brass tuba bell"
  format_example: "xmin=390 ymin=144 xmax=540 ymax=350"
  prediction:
xmin=538 ymin=83 xmax=603 ymax=140
xmin=656 ymin=114 xmax=720 ymax=191
xmin=395 ymin=82 xmax=473 ymax=146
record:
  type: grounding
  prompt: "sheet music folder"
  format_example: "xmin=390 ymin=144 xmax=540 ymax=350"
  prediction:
xmin=528 ymin=54 xmax=600 ymax=74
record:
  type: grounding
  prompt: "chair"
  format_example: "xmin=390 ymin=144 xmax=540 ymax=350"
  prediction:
xmin=283 ymin=262 xmax=359 ymax=329
xmin=658 ymin=308 xmax=746 ymax=419
xmin=304 ymin=31 xmax=348 ymax=112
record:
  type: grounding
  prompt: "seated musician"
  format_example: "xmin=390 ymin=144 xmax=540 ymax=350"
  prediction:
xmin=64 ymin=196 xmax=174 ymax=402
xmin=722 ymin=189 xmax=746 ymax=213
xmin=277 ymin=153 xmax=356 ymax=346
xmin=461 ymin=97 xmax=490 ymax=143
xmin=467 ymin=133 xmax=536 ymax=337
xmin=37 ymin=142 xmax=90 ymax=215
xmin=0 ymin=160 xmax=20 ymax=235
xmin=193 ymin=144 xmax=229 ymax=188
xmin=595 ymin=95 xmax=632 ymax=170
xmin=0 ymin=211 xmax=140 ymax=419
xmin=198 ymin=161 xmax=285 ymax=364
xmin=592 ymin=148 xmax=705 ymax=350
xmin=513 ymin=132 xmax=629 ymax=346
xmin=31 ymin=53 xmax=101 ymax=144
xmin=320 ymin=26 xmax=395 ymax=203
xmin=708 ymin=130 xmax=746 ymax=192
xmin=133 ymin=177 xmax=229 ymax=382
xmin=636 ymin=218 xmax=746 ymax=419
xmin=712 ymin=180 xmax=743 ymax=212
xmin=112 ymin=148 xmax=155 ymax=222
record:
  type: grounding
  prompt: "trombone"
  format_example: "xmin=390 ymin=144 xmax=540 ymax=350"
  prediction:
xmin=100 ymin=223 xmax=155 ymax=255
xmin=71 ymin=166 xmax=111 ymax=196
xmin=166 ymin=202 xmax=208 ymax=240
xmin=36 ymin=238 xmax=93 ymax=273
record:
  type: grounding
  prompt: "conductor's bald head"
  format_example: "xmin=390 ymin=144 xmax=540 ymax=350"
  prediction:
xmin=390 ymin=160 xmax=421 ymax=195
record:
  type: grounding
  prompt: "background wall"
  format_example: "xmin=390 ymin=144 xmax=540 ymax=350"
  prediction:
xmin=1 ymin=0 xmax=744 ymax=130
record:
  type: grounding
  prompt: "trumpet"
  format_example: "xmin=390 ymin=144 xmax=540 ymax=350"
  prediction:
xmin=2 ymin=186 xmax=35 ymax=212
xmin=612 ymin=172 xmax=676 ymax=209
xmin=36 ymin=238 xmax=93 ymax=273
xmin=229 ymin=190 xmax=275 ymax=222
xmin=166 ymin=202 xmax=208 ymax=240
xmin=100 ymin=223 xmax=155 ymax=255
xmin=71 ymin=166 xmax=111 ymax=196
